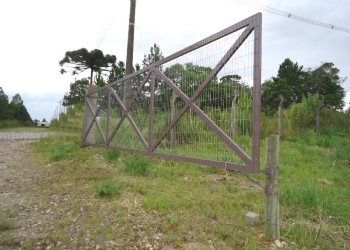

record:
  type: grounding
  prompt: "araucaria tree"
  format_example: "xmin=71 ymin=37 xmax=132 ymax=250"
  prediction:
xmin=59 ymin=48 xmax=116 ymax=85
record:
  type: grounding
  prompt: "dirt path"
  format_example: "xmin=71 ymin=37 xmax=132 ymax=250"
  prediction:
xmin=0 ymin=135 xmax=166 ymax=250
xmin=0 ymin=139 xmax=50 ymax=249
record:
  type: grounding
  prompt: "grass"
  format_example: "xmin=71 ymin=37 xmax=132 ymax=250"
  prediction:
xmin=23 ymin=129 xmax=350 ymax=249
xmin=103 ymin=149 xmax=120 ymax=162
xmin=123 ymin=155 xmax=151 ymax=176
xmin=95 ymin=178 xmax=123 ymax=198
xmin=95 ymin=179 xmax=122 ymax=198
xmin=0 ymin=220 xmax=14 ymax=231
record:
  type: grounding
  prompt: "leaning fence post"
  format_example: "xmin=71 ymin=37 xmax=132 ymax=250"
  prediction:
xmin=265 ymin=134 xmax=280 ymax=240
xmin=82 ymin=85 xmax=99 ymax=145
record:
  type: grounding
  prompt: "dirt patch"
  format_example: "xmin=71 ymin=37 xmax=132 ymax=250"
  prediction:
xmin=0 ymin=140 xmax=48 ymax=248
xmin=0 ymin=139 xmax=166 ymax=249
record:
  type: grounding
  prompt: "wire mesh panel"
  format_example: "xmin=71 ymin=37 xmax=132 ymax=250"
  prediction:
xmin=82 ymin=13 xmax=262 ymax=173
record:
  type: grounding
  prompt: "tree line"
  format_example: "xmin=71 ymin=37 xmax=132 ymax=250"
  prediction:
xmin=262 ymin=58 xmax=347 ymax=136
xmin=59 ymin=45 xmax=249 ymax=108
xmin=59 ymin=46 xmax=349 ymax=137
xmin=0 ymin=88 xmax=32 ymax=128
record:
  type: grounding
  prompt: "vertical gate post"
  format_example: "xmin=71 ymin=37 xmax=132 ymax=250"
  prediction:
xmin=265 ymin=134 xmax=280 ymax=240
xmin=82 ymin=85 xmax=99 ymax=145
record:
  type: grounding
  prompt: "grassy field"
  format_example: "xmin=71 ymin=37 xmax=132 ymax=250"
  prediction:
xmin=13 ymin=128 xmax=346 ymax=249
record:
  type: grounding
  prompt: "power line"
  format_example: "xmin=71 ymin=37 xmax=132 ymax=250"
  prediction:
xmin=230 ymin=0 xmax=350 ymax=34
xmin=95 ymin=17 xmax=117 ymax=48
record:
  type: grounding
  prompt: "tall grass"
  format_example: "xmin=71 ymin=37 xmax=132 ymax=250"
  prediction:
xmin=103 ymin=149 xmax=120 ymax=162
xmin=123 ymin=155 xmax=151 ymax=176
xmin=95 ymin=178 xmax=123 ymax=198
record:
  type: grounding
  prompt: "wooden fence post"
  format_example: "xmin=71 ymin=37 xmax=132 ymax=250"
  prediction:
xmin=265 ymin=134 xmax=280 ymax=240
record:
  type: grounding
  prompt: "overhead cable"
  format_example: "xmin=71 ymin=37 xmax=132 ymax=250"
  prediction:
xmin=230 ymin=0 xmax=350 ymax=34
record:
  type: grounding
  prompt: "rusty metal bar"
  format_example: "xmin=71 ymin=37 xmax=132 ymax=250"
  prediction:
xmin=148 ymin=70 xmax=155 ymax=151
xmin=85 ymin=143 xmax=252 ymax=173
xmin=106 ymin=71 xmax=151 ymax=145
xmin=252 ymin=13 xmax=262 ymax=173
xmin=86 ymin=99 xmax=107 ymax=143
xmin=154 ymin=69 xmax=252 ymax=165
xmin=82 ymin=95 xmax=107 ymax=144
xmin=109 ymin=90 xmax=148 ymax=149
xmin=106 ymin=90 xmax=111 ymax=142
xmin=151 ymin=25 xmax=254 ymax=153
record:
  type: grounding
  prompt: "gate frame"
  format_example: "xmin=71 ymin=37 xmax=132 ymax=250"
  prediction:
xmin=82 ymin=13 xmax=262 ymax=174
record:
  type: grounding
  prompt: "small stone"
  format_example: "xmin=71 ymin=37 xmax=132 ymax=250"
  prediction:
xmin=0 ymin=163 xmax=7 ymax=170
xmin=245 ymin=211 xmax=260 ymax=225
xmin=107 ymin=241 xmax=117 ymax=246
xmin=96 ymin=244 xmax=101 ymax=250
xmin=274 ymin=240 xmax=287 ymax=248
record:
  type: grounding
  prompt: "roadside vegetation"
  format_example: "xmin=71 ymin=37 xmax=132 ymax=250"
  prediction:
xmin=0 ymin=88 xmax=33 ymax=129
xmin=23 ymin=46 xmax=350 ymax=248
xmin=21 ymin=115 xmax=348 ymax=249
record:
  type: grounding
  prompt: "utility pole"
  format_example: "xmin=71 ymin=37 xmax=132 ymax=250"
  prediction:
xmin=124 ymin=0 xmax=136 ymax=106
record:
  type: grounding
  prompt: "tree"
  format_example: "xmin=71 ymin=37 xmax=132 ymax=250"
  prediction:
xmin=142 ymin=44 xmax=163 ymax=67
xmin=304 ymin=62 xmax=346 ymax=134
xmin=0 ymin=87 xmax=11 ymax=120
xmin=262 ymin=58 xmax=305 ymax=113
xmin=107 ymin=61 xmax=126 ymax=84
xmin=63 ymin=78 xmax=89 ymax=106
xmin=94 ymin=69 xmax=106 ymax=87
xmin=304 ymin=62 xmax=345 ymax=110
xmin=59 ymin=48 xmax=116 ymax=85
xmin=11 ymin=93 xmax=23 ymax=105
xmin=9 ymin=94 xmax=32 ymax=123
xmin=133 ymin=44 xmax=164 ymax=104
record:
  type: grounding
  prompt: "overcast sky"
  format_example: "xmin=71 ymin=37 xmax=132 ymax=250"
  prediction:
xmin=0 ymin=0 xmax=349 ymax=121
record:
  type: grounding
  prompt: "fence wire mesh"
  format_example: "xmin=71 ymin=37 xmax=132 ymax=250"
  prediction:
xmin=83 ymin=13 xmax=261 ymax=173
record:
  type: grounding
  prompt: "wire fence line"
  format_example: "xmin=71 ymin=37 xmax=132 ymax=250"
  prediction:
xmin=82 ymin=13 xmax=262 ymax=173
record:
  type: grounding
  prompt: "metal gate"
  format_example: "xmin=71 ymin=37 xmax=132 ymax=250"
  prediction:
xmin=82 ymin=13 xmax=262 ymax=173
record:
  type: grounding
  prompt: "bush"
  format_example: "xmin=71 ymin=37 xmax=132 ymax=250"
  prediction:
xmin=0 ymin=120 xmax=20 ymax=129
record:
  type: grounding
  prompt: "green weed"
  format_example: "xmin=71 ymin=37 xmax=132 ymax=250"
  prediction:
xmin=217 ymin=225 xmax=233 ymax=240
xmin=123 ymin=155 xmax=151 ymax=176
xmin=103 ymin=149 xmax=120 ymax=162
xmin=0 ymin=220 xmax=14 ymax=231
xmin=95 ymin=178 xmax=122 ymax=198
xmin=51 ymin=141 xmax=76 ymax=161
